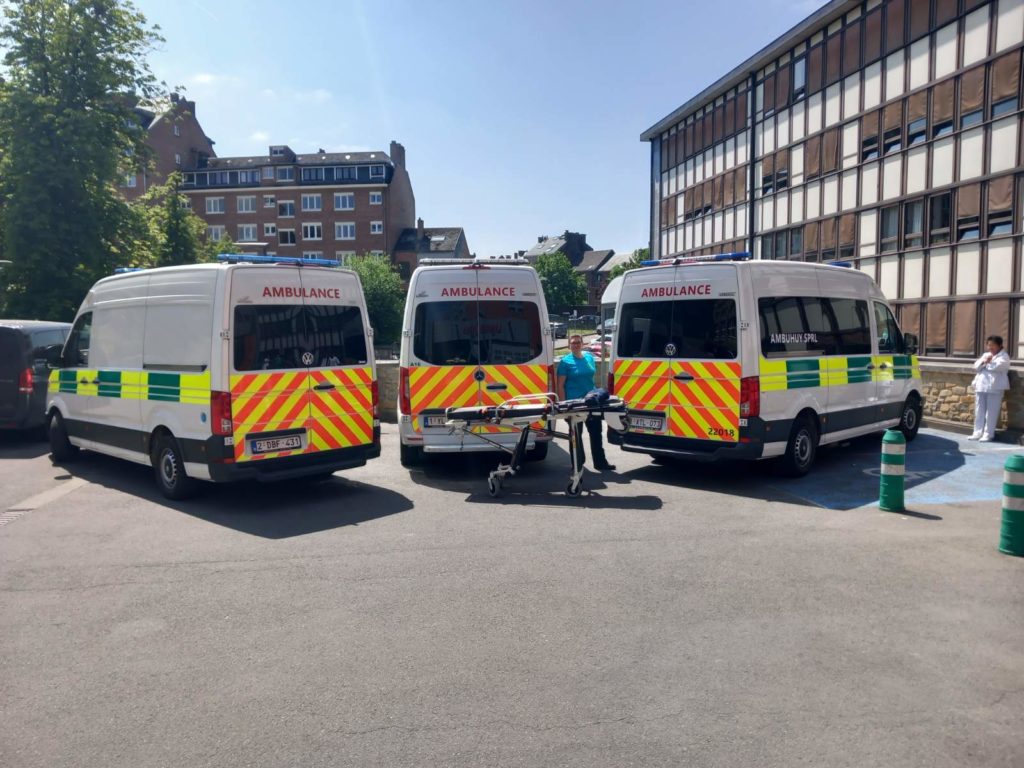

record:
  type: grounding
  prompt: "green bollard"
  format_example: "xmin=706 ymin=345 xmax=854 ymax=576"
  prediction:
xmin=999 ymin=454 xmax=1024 ymax=557
xmin=879 ymin=428 xmax=906 ymax=512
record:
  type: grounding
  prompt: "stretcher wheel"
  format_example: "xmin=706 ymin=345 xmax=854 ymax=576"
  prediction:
xmin=566 ymin=480 xmax=582 ymax=497
xmin=487 ymin=477 xmax=500 ymax=497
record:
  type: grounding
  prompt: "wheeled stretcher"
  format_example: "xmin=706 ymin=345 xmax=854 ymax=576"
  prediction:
xmin=444 ymin=393 xmax=629 ymax=497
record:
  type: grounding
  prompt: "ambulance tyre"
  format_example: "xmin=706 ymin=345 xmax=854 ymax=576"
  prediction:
xmin=48 ymin=411 xmax=79 ymax=462
xmin=400 ymin=442 xmax=423 ymax=467
xmin=152 ymin=432 xmax=199 ymax=500
xmin=526 ymin=441 xmax=549 ymax=461
xmin=780 ymin=414 xmax=818 ymax=477
xmin=898 ymin=395 xmax=922 ymax=442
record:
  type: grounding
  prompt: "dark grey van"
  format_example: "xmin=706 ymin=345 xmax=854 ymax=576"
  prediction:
xmin=0 ymin=320 xmax=71 ymax=432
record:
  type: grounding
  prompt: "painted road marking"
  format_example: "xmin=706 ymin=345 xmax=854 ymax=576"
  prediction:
xmin=1 ymin=478 xmax=88 ymax=527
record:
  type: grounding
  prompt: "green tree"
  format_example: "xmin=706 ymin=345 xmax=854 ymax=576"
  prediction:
xmin=0 ymin=0 xmax=164 ymax=319
xmin=349 ymin=254 xmax=404 ymax=345
xmin=127 ymin=172 xmax=213 ymax=267
xmin=608 ymin=247 xmax=651 ymax=280
xmin=535 ymin=250 xmax=585 ymax=310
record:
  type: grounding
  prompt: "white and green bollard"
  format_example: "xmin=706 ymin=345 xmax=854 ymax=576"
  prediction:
xmin=999 ymin=454 xmax=1024 ymax=557
xmin=879 ymin=428 xmax=906 ymax=512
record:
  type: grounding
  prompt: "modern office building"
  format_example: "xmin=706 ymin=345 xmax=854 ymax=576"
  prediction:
xmin=642 ymin=0 xmax=1023 ymax=429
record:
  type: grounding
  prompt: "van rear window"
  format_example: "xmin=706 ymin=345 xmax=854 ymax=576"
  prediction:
xmin=234 ymin=305 xmax=367 ymax=371
xmin=413 ymin=301 xmax=543 ymax=365
xmin=617 ymin=299 xmax=737 ymax=359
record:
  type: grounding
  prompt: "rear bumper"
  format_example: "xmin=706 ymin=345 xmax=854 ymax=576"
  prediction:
xmin=203 ymin=431 xmax=381 ymax=482
xmin=609 ymin=418 xmax=767 ymax=462
xmin=399 ymin=413 xmax=552 ymax=452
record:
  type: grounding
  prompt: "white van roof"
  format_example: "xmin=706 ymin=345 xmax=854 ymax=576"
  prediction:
xmin=600 ymin=275 xmax=623 ymax=306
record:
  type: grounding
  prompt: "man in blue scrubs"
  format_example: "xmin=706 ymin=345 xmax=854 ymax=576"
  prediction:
xmin=556 ymin=334 xmax=615 ymax=471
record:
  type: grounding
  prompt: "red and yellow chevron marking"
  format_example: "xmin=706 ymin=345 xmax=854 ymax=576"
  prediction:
xmin=669 ymin=361 xmax=741 ymax=442
xmin=229 ymin=366 xmax=375 ymax=461
xmin=478 ymin=364 xmax=549 ymax=433
xmin=308 ymin=367 xmax=374 ymax=451
xmin=612 ymin=360 xmax=672 ymax=432
xmin=230 ymin=371 xmax=310 ymax=461
xmin=409 ymin=366 xmax=479 ymax=432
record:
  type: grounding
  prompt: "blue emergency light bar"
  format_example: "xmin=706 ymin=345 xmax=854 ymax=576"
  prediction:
xmin=825 ymin=260 xmax=853 ymax=268
xmin=216 ymin=253 xmax=340 ymax=267
xmin=640 ymin=251 xmax=752 ymax=267
xmin=114 ymin=267 xmax=147 ymax=274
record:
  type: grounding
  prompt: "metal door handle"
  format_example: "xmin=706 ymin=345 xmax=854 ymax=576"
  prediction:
xmin=313 ymin=382 xmax=335 ymax=391
xmin=673 ymin=373 xmax=694 ymax=381
xmin=79 ymin=378 xmax=91 ymax=384
xmin=865 ymin=364 xmax=876 ymax=370
xmin=878 ymin=363 xmax=891 ymax=369
xmin=486 ymin=383 xmax=508 ymax=391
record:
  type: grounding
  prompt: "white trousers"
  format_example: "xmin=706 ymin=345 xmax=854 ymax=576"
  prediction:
xmin=974 ymin=391 xmax=1004 ymax=438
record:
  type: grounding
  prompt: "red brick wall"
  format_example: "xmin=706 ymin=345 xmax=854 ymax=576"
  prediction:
xmin=124 ymin=99 xmax=215 ymax=201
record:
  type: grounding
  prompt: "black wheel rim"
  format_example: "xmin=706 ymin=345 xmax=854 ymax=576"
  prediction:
xmin=160 ymin=449 xmax=178 ymax=487
xmin=794 ymin=429 xmax=813 ymax=467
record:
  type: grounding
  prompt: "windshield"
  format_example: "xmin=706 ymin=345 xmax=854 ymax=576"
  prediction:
xmin=413 ymin=300 xmax=543 ymax=365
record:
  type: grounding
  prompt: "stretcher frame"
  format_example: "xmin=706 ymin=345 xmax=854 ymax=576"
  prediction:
xmin=444 ymin=393 xmax=628 ymax=497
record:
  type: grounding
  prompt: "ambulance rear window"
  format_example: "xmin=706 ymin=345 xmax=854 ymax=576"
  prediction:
xmin=617 ymin=299 xmax=736 ymax=359
xmin=233 ymin=305 xmax=367 ymax=371
xmin=413 ymin=301 xmax=543 ymax=365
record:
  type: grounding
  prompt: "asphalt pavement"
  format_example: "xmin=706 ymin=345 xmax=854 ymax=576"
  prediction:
xmin=0 ymin=425 xmax=1021 ymax=768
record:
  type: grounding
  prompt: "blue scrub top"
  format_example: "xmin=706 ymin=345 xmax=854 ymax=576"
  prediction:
xmin=558 ymin=352 xmax=597 ymax=400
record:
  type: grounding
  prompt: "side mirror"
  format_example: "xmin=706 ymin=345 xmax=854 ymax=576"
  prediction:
xmin=44 ymin=344 xmax=64 ymax=368
xmin=904 ymin=332 xmax=919 ymax=354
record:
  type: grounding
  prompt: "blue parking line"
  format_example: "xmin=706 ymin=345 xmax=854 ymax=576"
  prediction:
xmin=771 ymin=429 xmax=1018 ymax=510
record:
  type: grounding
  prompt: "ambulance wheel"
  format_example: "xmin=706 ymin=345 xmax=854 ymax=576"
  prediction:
xmin=780 ymin=416 xmax=818 ymax=477
xmin=526 ymin=441 xmax=549 ymax=461
xmin=48 ymin=411 xmax=79 ymax=462
xmin=152 ymin=434 xmax=199 ymax=500
xmin=899 ymin=395 xmax=922 ymax=442
xmin=399 ymin=442 xmax=423 ymax=467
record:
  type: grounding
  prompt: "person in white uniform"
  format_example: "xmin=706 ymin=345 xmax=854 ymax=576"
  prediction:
xmin=969 ymin=335 xmax=1011 ymax=442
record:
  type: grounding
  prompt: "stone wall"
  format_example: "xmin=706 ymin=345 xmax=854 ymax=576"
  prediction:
xmin=920 ymin=362 xmax=1023 ymax=436
xmin=377 ymin=360 xmax=399 ymax=423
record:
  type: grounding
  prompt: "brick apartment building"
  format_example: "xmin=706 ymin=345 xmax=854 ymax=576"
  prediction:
xmin=122 ymin=94 xmax=216 ymax=201
xmin=642 ymin=0 xmax=1024 ymax=429
xmin=179 ymin=141 xmax=416 ymax=263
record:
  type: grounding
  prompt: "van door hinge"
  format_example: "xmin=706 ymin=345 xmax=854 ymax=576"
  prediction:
xmin=220 ymin=330 xmax=230 ymax=340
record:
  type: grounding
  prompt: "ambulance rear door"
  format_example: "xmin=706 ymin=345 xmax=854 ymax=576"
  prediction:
xmin=298 ymin=267 xmax=375 ymax=453
xmin=616 ymin=265 xmax=741 ymax=444
xmin=228 ymin=267 xmax=312 ymax=462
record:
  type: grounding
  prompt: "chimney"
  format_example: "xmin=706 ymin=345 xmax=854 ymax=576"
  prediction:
xmin=390 ymin=140 xmax=406 ymax=169
xmin=537 ymin=236 xmax=545 ymax=244
xmin=417 ymin=217 xmax=424 ymax=240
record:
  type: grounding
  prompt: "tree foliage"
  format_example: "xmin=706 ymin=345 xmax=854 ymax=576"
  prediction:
xmin=129 ymin=172 xmax=219 ymax=267
xmin=349 ymin=254 xmax=405 ymax=346
xmin=607 ymin=247 xmax=651 ymax=280
xmin=535 ymin=250 xmax=585 ymax=310
xmin=0 ymin=0 xmax=164 ymax=320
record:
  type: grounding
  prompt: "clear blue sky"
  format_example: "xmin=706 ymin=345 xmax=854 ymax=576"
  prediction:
xmin=136 ymin=0 xmax=822 ymax=257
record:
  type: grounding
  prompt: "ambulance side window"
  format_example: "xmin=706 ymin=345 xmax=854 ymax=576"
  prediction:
xmin=872 ymin=302 xmax=905 ymax=354
xmin=758 ymin=297 xmax=839 ymax=357
xmin=826 ymin=299 xmax=872 ymax=355
xmin=62 ymin=313 xmax=92 ymax=368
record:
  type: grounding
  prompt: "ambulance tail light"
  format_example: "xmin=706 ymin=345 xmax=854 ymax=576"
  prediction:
xmin=399 ymin=367 xmax=411 ymax=414
xmin=739 ymin=376 xmax=760 ymax=419
xmin=371 ymin=378 xmax=380 ymax=419
xmin=607 ymin=370 xmax=615 ymax=395
xmin=547 ymin=364 xmax=556 ymax=394
xmin=210 ymin=390 xmax=234 ymax=436
xmin=17 ymin=368 xmax=33 ymax=394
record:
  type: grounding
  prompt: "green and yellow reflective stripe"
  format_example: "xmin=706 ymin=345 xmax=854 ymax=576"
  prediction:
xmin=48 ymin=369 xmax=212 ymax=403
xmin=759 ymin=354 xmax=920 ymax=390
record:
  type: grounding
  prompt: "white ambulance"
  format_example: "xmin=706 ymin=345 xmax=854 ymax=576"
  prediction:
xmin=608 ymin=253 xmax=922 ymax=475
xmin=47 ymin=255 xmax=380 ymax=498
xmin=396 ymin=259 xmax=555 ymax=466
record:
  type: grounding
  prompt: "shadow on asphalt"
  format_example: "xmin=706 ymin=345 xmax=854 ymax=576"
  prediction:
xmin=53 ymin=451 xmax=413 ymax=539
xmin=409 ymin=441 xmax=662 ymax=509
xmin=0 ymin=429 xmax=50 ymax=460
xmin=620 ymin=431 xmax=964 ymax=512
